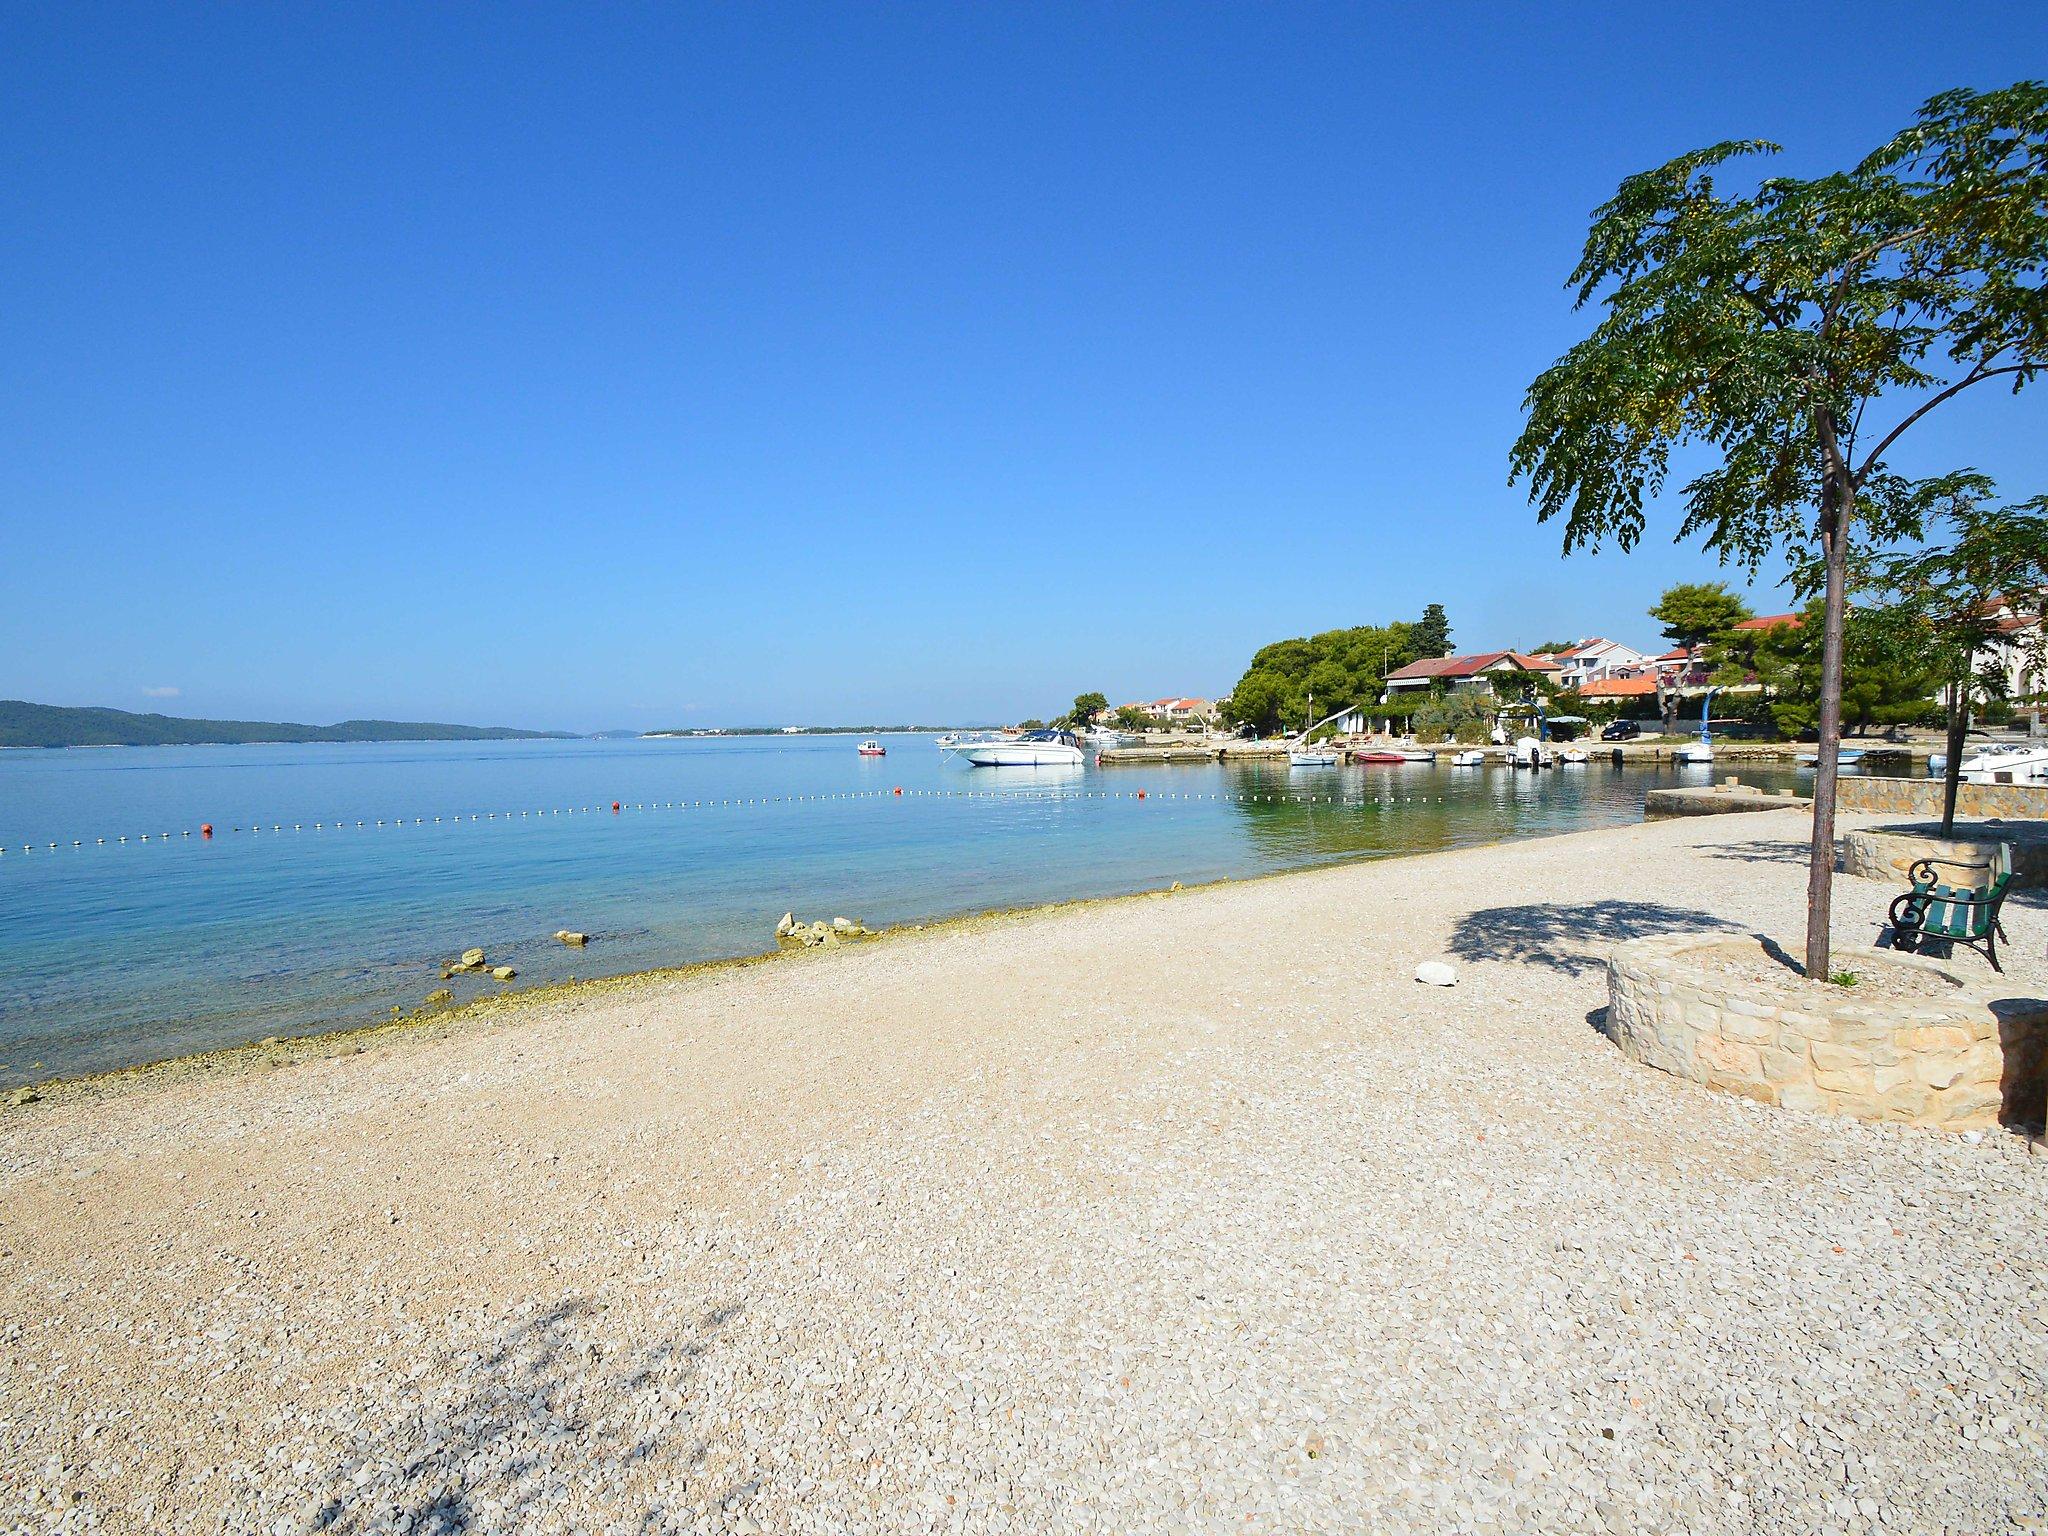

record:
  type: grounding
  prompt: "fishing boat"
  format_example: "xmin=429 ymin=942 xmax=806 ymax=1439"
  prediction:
xmin=1450 ymin=749 xmax=1487 ymax=767
xmin=1289 ymin=749 xmax=1339 ymax=767
xmin=958 ymin=728 xmax=1086 ymax=767
xmin=856 ymin=739 xmax=887 ymax=757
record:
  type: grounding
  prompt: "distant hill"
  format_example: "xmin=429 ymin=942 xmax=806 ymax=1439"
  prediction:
xmin=0 ymin=701 xmax=574 ymax=749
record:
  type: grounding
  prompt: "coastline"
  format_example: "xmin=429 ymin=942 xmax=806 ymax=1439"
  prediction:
xmin=5 ymin=800 xmax=1823 ymax=1110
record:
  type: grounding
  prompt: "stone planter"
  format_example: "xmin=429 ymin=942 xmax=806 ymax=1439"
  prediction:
xmin=1605 ymin=933 xmax=2048 ymax=1132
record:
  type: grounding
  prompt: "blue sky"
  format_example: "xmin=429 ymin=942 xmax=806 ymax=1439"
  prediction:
xmin=3 ymin=3 xmax=2043 ymax=730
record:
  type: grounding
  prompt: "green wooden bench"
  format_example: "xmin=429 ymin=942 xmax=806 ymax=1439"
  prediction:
xmin=1880 ymin=847 xmax=2015 ymax=973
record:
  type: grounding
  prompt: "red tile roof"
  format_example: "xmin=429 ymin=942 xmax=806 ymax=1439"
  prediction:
xmin=1386 ymin=651 xmax=1557 ymax=682
xmin=1734 ymin=613 xmax=1800 ymax=630
xmin=1578 ymin=676 xmax=1659 ymax=698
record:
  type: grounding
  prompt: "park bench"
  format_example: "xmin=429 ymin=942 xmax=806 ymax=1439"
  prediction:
xmin=1879 ymin=847 xmax=2015 ymax=973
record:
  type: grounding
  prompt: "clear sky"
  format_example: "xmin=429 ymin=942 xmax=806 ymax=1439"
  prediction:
xmin=4 ymin=3 xmax=2043 ymax=731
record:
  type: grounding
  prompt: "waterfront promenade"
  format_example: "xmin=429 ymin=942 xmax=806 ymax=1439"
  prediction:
xmin=2 ymin=812 xmax=2043 ymax=1533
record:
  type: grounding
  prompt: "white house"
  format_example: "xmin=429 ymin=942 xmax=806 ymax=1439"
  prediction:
xmin=1545 ymin=638 xmax=1655 ymax=691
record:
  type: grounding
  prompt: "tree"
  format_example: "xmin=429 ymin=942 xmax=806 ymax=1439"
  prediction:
xmin=1111 ymin=704 xmax=1152 ymax=733
xmin=1061 ymin=692 xmax=1108 ymax=728
xmin=1219 ymin=622 xmax=1421 ymax=737
xmin=1875 ymin=484 xmax=2048 ymax=832
xmin=1510 ymin=83 xmax=2048 ymax=977
xmin=1649 ymin=582 xmax=1753 ymax=652
xmin=1413 ymin=604 xmax=1453 ymax=659
xmin=1750 ymin=600 xmax=1938 ymax=737
xmin=1017 ymin=718 xmax=1046 ymax=731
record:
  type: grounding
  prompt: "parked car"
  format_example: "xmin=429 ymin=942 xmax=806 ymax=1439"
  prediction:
xmin=1600 ymin=719 xmax=1644 ymax=741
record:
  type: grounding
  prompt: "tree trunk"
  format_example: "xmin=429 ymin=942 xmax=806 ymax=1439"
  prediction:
xmin=1941 ymin=661 xmax=1968 ymax=837
xmin=1804 ymin=481 xmax=1852 ymax=979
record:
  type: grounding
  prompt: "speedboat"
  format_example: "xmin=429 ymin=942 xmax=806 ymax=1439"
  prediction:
xmin=935 ymin=733 xmax=960 ymax=748
xmin=1511 ymin=736 xmax=1548 ymax=769
xmin=1959 ymin=744 xmax=2048 ymax=784
xmin=857 ymin=739 xmax=886 ymax=757
xmin=1289 ymin=749 xmax=1339 ymax=767
xmin=1673 ymin=742 xmax=1714 ymax=765
xmin=958 ymin=728 xmax=1086 ymax=767
xmin=1450 ymin=749 xmax=1487 ymax=767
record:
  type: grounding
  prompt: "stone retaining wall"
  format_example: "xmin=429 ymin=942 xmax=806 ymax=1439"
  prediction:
xmin=1842 ymin=824 xmax=2048 ymax=889
xmin=1605 ymin=933 xmax=2048 ymax=1132
xmin=1837 ymin=775 xmax=2048 ymax=821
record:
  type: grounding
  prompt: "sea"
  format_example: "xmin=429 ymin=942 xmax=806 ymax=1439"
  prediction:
xmin=0 ymin=734 xmax=1813 ymax=1087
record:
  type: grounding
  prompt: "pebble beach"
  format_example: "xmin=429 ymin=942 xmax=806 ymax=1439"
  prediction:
xmin=3 ymin=810 xmax=2045 ymax=1535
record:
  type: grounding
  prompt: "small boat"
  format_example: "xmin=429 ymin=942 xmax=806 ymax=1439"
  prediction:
xmin=935 ymin=733 xmax=960 ymax=748
xmin=1289 ymin=749 xmax=1339 ymax=767
xmin=1511 ymin=736 xmax=1548 ymax=769
xmin=1450 ymin=749 xmax=1487 ymax=767
xmin=958 ymin=728 xmax=1086 ymax=767
xmin=1559 ymin=747 xmax=1589 ymax=765
xmin=857 ymin=739 xmax=886 ymax=757
xmin=1674 ymin=687 xmax=1718 ymax=765
xmin=1398 ymin=749 xmax=1436 ymax=764
xmin=1798 ymin=747 xmax=1866 ymax=768
xmin=1353 ymin=749 xmax=1407 ymax=764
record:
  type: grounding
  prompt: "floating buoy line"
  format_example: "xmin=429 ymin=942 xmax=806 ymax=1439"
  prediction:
xmin=0 ymin=785 xmax=1477 ymax=861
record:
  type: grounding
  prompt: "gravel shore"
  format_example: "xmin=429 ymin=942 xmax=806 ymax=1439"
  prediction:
xmin=3 ymin=811 xmax=2044 ymax=1535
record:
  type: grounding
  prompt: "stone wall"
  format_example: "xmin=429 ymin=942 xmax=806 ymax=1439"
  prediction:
xmin=1605 ymin=933 xmax=2048 ymax=1132
xmin=1841 ymin=824 xmax=2048 ymax=889
xmin=1837 ymin=775 xmax=2048 ymax=821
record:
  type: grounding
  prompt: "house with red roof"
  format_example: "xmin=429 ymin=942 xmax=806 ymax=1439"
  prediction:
xmin=1544 ymin=637 xmax=1655 ymax=691
xmin=1383 ymin=651 xmax=1561 ymax=697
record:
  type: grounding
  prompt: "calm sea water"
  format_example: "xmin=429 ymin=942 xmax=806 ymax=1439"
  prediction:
xmin=0 ymin=735 xmax=1810 ymax=1086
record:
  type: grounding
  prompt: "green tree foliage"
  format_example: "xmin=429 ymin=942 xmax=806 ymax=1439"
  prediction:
xmin=1412 ymin=603 xmax=1453 ymax=659
xmin=1111 ymin=704 xmax=1152 ymax=733
xmin=1874 ymin=482 xmax=2048 ymax=831
xmin=1016 ymin=718 xmax=1046 ymax=731
xmin=1509 ymin=83 xmax=2048 ymax=975
xmin=1751 ymin=603 xmax=1938 ymax=737
xmin=1060 ymin=692 xmax=1109 ymax=728
xmin=1648 ymin=582 xmax=1754 ymax=651
xmin=1412 ymin=690 xmax=1492 ymax=744
xmin=1219 ymin=624 xmax=1421 ymax=737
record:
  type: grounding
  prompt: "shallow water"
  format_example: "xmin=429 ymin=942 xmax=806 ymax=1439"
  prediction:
xmin=0 ymin=735 xmax=1813 ymax=1084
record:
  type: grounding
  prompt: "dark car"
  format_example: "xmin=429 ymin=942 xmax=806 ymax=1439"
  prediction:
xmin=1600 ymin=719 xmax=1643 ymax=741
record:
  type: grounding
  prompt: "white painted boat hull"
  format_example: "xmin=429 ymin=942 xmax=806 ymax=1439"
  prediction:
xmin=959 ymin=743 xmax=1086 ymax=767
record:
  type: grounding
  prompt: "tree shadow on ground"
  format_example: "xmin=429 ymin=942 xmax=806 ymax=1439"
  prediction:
xmin=287 ymin=1290 xmax=742 ymax=1535
xmin=1447 ymin=900 xmax=1743 ymax=977
xmin=1697 ymin=838 xmax=1818 ymax=866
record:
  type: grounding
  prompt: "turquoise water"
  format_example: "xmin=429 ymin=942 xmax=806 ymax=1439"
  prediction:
xmin=0 ymin=735 xmax=1805 ymax=1085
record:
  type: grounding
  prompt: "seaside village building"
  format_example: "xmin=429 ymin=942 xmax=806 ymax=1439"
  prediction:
xmin=1974 ymin=594 xmax=2045 ymax=735
xmin=1381 ymin=651 xmax=1564 ymax=698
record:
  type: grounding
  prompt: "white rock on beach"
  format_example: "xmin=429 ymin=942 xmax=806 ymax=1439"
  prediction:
xmin=1415 ymin=960 xmax=1458 ymax=986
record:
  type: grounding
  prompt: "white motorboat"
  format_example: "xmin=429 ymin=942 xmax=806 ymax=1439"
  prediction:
xmin=958 ymin=728 xmax=1087 ymax=767
xmin=1398 ymin=749 xmax=1436 ymax=763
xmin=1082 ymin=725 xmax=1133 ymax=748
xmin=856 ymin=738 xmax=886 ymax=757
xmin=1289 ymin=749 xmax=1339 ymax=767
xmin=1511 ymin=736 xmax=1548 ymax=769
xmin=1450 ymin=749 xmax=1487 ymax=767
xmin=935 ymin=733 xmax=961 ymax=748
xmin=1959 ymin=744 xmax=2048 ymax=785
xmin=1559 ymin=747 xmax=1589 ymax=765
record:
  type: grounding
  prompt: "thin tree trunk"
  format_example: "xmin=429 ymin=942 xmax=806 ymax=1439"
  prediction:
xmin=1941 ymin=661 xmax=1968 ymax=837
xmin=1805 ymin=482 xmax=1852 ymax=979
